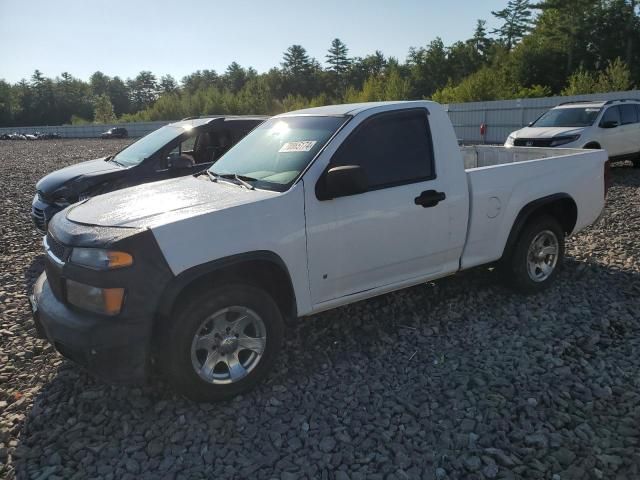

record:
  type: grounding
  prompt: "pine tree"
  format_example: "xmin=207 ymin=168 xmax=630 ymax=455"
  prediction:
xmin=491 ymin=0 xmax=533 ymax=50
xmin=326 ymin=38 xmax=351 ymax=75
xmin=159 ymin=75 xmax=178 ymax=94
xmin=128 ymin=71 xmax=158 ymax=110
xmin=472 ymin=20 xmax=490 ymax=55
xmin=281 ymin=45 xmax=312 ymax=76
xmin=224 ymin=62 xmax=248 ymax=93
xmin=89 ymin=71 xmax=110 ymax=96
xmin=281 ymin=45 xmax=317 ymax=96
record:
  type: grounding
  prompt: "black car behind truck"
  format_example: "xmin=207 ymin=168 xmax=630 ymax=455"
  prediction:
xmin=32 ymin=116 xmax=266 ymax=233
xmin=100 ymin=127 xmax=128 ymax=139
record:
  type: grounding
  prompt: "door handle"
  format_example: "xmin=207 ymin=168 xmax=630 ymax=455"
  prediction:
xmin=414 ymin=190 xmax=446 ymax=208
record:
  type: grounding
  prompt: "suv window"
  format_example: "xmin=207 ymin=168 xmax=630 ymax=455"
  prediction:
xmin=601 ymin=106 xmax=621 ymax=126
xmin=620 ymin=104 xmax=638 ymax=124
xmin=330 ymin=109 xmax=434 ymax=189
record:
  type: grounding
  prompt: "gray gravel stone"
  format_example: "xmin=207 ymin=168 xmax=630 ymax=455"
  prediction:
xmin=463 ymin=455 xmax=481 ymax=471
xmin=319 ymin=436 xmax=336 ymax=453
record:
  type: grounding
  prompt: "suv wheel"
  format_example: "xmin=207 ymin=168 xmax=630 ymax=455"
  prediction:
xmin=502 ymin=215 xmax=565 ymax=293
xmin=163 ymin=284 xmax=284 ymax=402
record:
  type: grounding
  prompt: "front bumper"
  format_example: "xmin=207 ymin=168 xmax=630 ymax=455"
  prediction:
xmin=31 ymin=195 xmax=63 ymax=235
xmin=32 ymin=271 xmax=152 ymax=383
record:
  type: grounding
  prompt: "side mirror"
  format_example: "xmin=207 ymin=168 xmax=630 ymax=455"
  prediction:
xmin=600 ymin=120 xmax=619 ymax=129
xmin=316 ymin=165 xmax=368 ymax=201
xmin=168 ymin=155 xmax=194 ymax=169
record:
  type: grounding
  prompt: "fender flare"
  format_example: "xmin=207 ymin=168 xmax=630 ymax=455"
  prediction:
xmin=501 ymin=193 xmax=576 ymax=260
xmin=155 ymin=250 xmax=297 ymax=318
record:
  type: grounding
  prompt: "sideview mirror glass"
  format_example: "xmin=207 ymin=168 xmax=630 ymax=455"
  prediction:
xmin=600 ymin=120 xmax=619 ymax=129
xmin=316 ymin=165 xmax=368 ymax=201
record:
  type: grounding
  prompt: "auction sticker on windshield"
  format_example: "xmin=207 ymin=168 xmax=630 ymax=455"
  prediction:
xmin=279 ymin=141 xmax=317 ymax=153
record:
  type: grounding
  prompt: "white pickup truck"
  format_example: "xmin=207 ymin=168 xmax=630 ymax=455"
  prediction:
xmin=31 ymin=101 xmax=608 ymax=401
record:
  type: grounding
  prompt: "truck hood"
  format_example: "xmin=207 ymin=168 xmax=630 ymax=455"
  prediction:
xmin=65 ymin=176 xmax=276 ymax=229
xmin=512 ymin=126 xmax=586 ymax=139
xmin=36 ymin=157 xmax=125 ymax=199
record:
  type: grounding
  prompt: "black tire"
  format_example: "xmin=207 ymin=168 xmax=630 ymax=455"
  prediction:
xmin=162 ymin=284 xmax=284 ymax=402
xmin=502 ymin=215 xmax=565 ymax=294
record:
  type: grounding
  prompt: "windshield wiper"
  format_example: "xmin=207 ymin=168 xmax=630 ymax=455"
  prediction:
xmin=214 ymin=173 xmax=256 ymax=190
xmin=109 ymin=157 xmax=126 ymax=167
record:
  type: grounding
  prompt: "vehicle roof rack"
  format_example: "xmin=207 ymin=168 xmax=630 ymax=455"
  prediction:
xmin=603 ymin=98 xmax=640 ymax=105
xmin=179 ymin=115 xmax=268 ymax=121
xmin=557 ymin=100 xmax=604 ymax=106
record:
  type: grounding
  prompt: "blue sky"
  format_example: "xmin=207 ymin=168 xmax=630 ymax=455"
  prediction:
xmin=0 ymin=0 xmax=508 ymax=83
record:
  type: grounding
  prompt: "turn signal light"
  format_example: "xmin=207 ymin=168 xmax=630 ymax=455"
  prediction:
xmin=66 ymin=280 xmax=125 ymax=316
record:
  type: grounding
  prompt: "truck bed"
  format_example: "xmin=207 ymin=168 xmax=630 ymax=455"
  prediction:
xmin=461 ymin=145 xmax=596 ymax=170
xmin=459 ymin=145 xmax=607 ymax=270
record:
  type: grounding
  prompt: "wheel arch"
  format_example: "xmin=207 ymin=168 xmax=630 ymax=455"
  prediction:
xmin=501 ymin=193 xmax=577 ymax=260
xmin=155 ymin=250 xmax=297 ymax=328
xmin=583 ymin=141 xmax=601 ymax=149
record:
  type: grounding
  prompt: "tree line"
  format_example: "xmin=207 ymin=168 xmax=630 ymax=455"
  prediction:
xmin=0 ymin=0 xmax=638 ymax=127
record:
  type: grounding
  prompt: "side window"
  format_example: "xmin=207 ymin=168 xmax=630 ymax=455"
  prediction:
xmin=620 ymin=104 xmax=638 ymax=125
xmin=330 ymin=109 xmax=434 ymax=189
xmin=181 ymin=135 xmax=197 ymax=152
xmin=601 ymin=106 xmax=621 ymax=126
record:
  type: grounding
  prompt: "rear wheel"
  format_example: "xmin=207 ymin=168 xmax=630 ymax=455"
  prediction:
xmin=163 ymin=284 xmax=284 ymax=402
xmin=502 ymin=215 xmax=565 ymax=293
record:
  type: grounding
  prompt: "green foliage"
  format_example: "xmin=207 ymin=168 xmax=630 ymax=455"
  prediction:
xmin=344 ymin=70 xmax=411 ymax=102
xmin=1 ymin=2 xmax=639 ymax=127
xmin=70 ymin=114 xmax=91 ymax=125
xmin=93 ymin=94 xmax=117 ymax=123
xmin=432 ymin=66 xmax=550 ymax=103
xmin=562 ymin=58 xmax=633 ymax=95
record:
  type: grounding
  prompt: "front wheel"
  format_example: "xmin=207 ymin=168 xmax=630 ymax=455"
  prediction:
xmin=163 ymin=284 xmax=284 ymax=402
xmin=502 ymin=215 xmax=565 ymax=293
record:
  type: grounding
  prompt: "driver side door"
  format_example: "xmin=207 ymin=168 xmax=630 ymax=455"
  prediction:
xmin=304 ymin=108 xmax=458 ymax=306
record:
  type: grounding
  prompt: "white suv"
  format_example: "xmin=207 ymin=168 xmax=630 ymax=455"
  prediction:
xmin=505 ymin=99 xmax=640 ymax=166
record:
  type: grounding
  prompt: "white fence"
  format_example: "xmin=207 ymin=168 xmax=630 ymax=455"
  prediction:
xmin=2 ymin=90 xmax=640 ymax=143
xmin=445 ymin=89 xmax=640 ymax=144
xmin=0 ymin=121 xmax=170 ymax=138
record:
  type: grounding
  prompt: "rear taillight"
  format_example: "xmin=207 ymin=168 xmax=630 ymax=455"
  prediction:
xmin=604 ymin=160 xmax=611 ymax=198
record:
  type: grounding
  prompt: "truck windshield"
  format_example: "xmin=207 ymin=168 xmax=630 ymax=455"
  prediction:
xmin=532 ymin=107 xmax=601 ymax=128
xmin=111 ymin=125 xmax=187 ymax=167
xmin=210 ymin=116 xmax=348 ymax=191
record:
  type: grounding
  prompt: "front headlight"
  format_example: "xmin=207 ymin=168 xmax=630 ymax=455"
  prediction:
xmin=70 ymin=248 xmax=133 ymax=270
xmin=66 ymin=279 xmax=124 ymax=315
xmin=550 ymin=134 xmax=580 ymax=147
xmin=505 ymin=135 xmax=515 ymax=147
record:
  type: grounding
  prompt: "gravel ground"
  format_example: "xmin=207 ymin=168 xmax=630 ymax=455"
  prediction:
xmin=1 ymin=139 xmax=639 ymax=480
